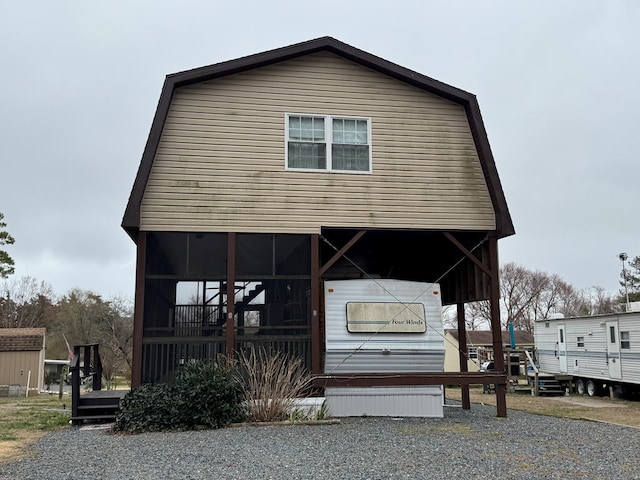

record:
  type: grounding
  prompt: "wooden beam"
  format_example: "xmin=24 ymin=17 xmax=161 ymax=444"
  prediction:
xmin=311 ymin=234 xmax=321 ymax=375
xmin=313 ymin=372 xmax=507 ymax=388
xmin=444 ymin=232 xmax=491 ymax=277
xmin=319 ymin=230 xmax=366 ymax=277
xmin=457 ymin=302 xmax=471 ymax=410
xmin=131 ymin=231 xmax=146 ymax=388
xmin=225 ymin=232 xmax=236 ymax=357
xmin=489 ymin=235 xmax=507 ymax=417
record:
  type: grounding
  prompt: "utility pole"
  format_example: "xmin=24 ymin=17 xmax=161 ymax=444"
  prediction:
xmin=619 ymin=252 xmax=630 ymax=312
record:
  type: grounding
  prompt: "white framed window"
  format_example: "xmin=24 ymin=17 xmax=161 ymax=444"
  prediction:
xmin=286 ymin=114 xmax=371 ymax=173
xmin=621 ymin=331 xmax=630 ymax=349
xmin=468 ymin=347 xmax=478 ymax=359
xmin=577 ymin=336 xmax=584 ymax=348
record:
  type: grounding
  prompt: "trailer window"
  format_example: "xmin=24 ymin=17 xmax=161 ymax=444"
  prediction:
xmin=468 ymin=347 xmax=478 ymax=359
xmin=621 ymin=331 xmax=630 ymax=349
xmin=576 ymin=336 xmax=584 ymax=348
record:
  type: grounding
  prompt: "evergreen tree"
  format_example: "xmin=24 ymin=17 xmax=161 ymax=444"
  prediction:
xmin=620 ymin=255 xmax=640 ymax=303
xmin=0 ymin=212 xmax=15 ymax=278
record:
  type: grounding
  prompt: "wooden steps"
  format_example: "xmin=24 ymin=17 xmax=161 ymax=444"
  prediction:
xmin=528 ymin=372 xmax=567 ymax=396
xmin=512 ymin=378 xmax=533 ymax=393
xmin=71 ymin=390 xmax=128 ymax=425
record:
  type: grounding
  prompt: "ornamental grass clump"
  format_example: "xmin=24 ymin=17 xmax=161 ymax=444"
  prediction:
xmin=238 ymin=348 xmax=312 ymax=422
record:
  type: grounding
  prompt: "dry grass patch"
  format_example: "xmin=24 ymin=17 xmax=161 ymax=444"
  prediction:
xmin=446 ymin=386 xmax=640 ymax=427
xmin=0 ymin=431 xmax=46 ymax=464
xmin=0 ymin=395 xmax=70 ymax=464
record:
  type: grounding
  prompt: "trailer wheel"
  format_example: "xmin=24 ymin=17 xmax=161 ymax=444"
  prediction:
xmin=576 ymin=379 xmax=586 ymax=395
xmin=586 ymin=380 xmax=599 ymax=397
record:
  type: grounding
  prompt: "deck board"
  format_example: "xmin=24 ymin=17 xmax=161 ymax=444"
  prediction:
xmin=81 ymin=390 xmax=129 ymax=400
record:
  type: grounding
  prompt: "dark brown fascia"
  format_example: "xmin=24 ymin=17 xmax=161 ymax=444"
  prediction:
xmin=465 ymin=101 xmax=514 ymax=237
xmin=122 ymin=36 xmax=514 ymax=241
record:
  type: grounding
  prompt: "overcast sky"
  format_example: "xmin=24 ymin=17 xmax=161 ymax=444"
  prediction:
xmin=1 ymin=1 xmax=638 ymax=300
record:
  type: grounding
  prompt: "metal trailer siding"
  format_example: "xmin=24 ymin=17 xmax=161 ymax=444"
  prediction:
xmin=534 ymin=312 xmax=640 ymax=386
xmin=534 ymin=320 xmax=561 ymax=373
xmin=324 ymin=386 xmax=444 ymax=417
xmin=324 ymin=279 xmax=445 ymax=417
xmin=618 ymin=314 xmax=640 ymax=384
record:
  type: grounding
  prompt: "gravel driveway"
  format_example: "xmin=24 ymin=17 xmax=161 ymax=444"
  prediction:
xmin=1 ymin=403 xmax=638 ymax=479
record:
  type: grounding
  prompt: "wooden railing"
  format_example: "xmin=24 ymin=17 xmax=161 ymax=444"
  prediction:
xmin=140 ymin=329 xmax=311 ymax=384
xmin=174 ymin=304 xmax=222 ymax=330
xmin=141 ymin=335 xmax=226 ymax=383
xmin=70 ymin=344 xmax=103 ymax=420
xmin=235 ymin=335 xmax=311 ymax=366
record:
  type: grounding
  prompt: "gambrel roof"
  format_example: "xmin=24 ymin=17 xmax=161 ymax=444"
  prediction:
xmin=122 ymin=36 xmax=514 ymax=240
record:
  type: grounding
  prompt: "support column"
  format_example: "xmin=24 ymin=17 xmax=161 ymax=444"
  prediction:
xmin=311 ymin=234 xmax=321 ymax=375
xmin=457 ymin=302 xmax=470 ymax=410
xmin=489 ymin=235 xmax=507 ymax=417
xmin=226 ymin=232 xmax=236 ymax=357
xmin=131 ymin=231 xmax=147 ymax=388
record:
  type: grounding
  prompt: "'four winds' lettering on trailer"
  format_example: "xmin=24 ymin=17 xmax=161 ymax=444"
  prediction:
xmin=346 ymin=302 xmax=426 ymax=333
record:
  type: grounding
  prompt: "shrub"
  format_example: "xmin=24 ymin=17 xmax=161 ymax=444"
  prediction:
xmin=114 ymin=358 xmax=245 ymax=434
xmin=175 ymin=358 xmax=246 ymax=428
xmin=114 ymin=383 xmax=184 ymax=433
xmin=238 ymin=348 xmax=311 ymax=422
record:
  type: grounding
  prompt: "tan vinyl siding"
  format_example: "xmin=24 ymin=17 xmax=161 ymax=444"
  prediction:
xmin=0 ymin=351 xmax=44 ymax=391
xmin=140 ymin=52 xmax=496 ymax=233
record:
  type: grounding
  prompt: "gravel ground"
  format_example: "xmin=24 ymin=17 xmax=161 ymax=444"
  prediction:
xmin=1 ymin=403 xmax=639 ymax=480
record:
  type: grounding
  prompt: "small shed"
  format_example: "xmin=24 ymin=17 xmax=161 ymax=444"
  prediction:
xmin=0 ymin=328 xmax=46 ymax=396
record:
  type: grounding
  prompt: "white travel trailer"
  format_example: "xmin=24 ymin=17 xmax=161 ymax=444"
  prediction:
xmin=323 ymin=279 xmax=445 ymax=417
xmin=534 ymin=312 xmax=640 ymax=396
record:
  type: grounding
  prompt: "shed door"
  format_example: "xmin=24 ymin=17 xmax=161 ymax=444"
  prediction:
xmin=606 ymin=321 xmax=622 ymax=379
xmin=557 ymin=325 xmax=567 ymax=373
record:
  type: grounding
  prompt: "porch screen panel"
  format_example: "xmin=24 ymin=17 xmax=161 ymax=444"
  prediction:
xmin=187 ymin=233 xmax=227 ymax=277
xmin=237 ymin=234 xmax=311 ymax=277
xmin=275 ymin=235 xmax=311 ymax=275
xmin=237 ymin=233 xmax=273 ymax=276
xmin=234 ymin=234 xmax=312 ymax=369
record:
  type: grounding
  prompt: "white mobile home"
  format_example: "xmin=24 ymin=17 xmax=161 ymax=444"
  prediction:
xmin=534 ymin=312 xmax=640 ymax=396
xmin=324 ymin=279 xmax=445 ymax=417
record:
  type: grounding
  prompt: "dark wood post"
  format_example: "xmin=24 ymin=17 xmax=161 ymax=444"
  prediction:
xmin=83 ymin=345 xmax=91 ymax=379
xmin=311 ymin=234 xmax=321 ymax=375
xmin=131 ymin=231 xmax=146 ymax=388
xmin=92 ymin=344 xmax=102 ymax=391
xmin=489 ymin=235 xmax=507 ymax=417
xmin=71 ymin=346 xmax=80 ymax=421
xmin=457 ymin=302 xmax=470 ymax=410
xmin=226 ymin=232 xmax=236 ymax=357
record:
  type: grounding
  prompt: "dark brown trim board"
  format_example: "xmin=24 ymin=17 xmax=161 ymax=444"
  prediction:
xmin=131 ymin=231 xmax=146 ymax=388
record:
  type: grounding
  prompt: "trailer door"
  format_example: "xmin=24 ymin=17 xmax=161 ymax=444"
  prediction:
xmin=557 ymin=325 xmax=567 ymax=373
xmin=606 ymin=320 xmax=622 ymax=379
